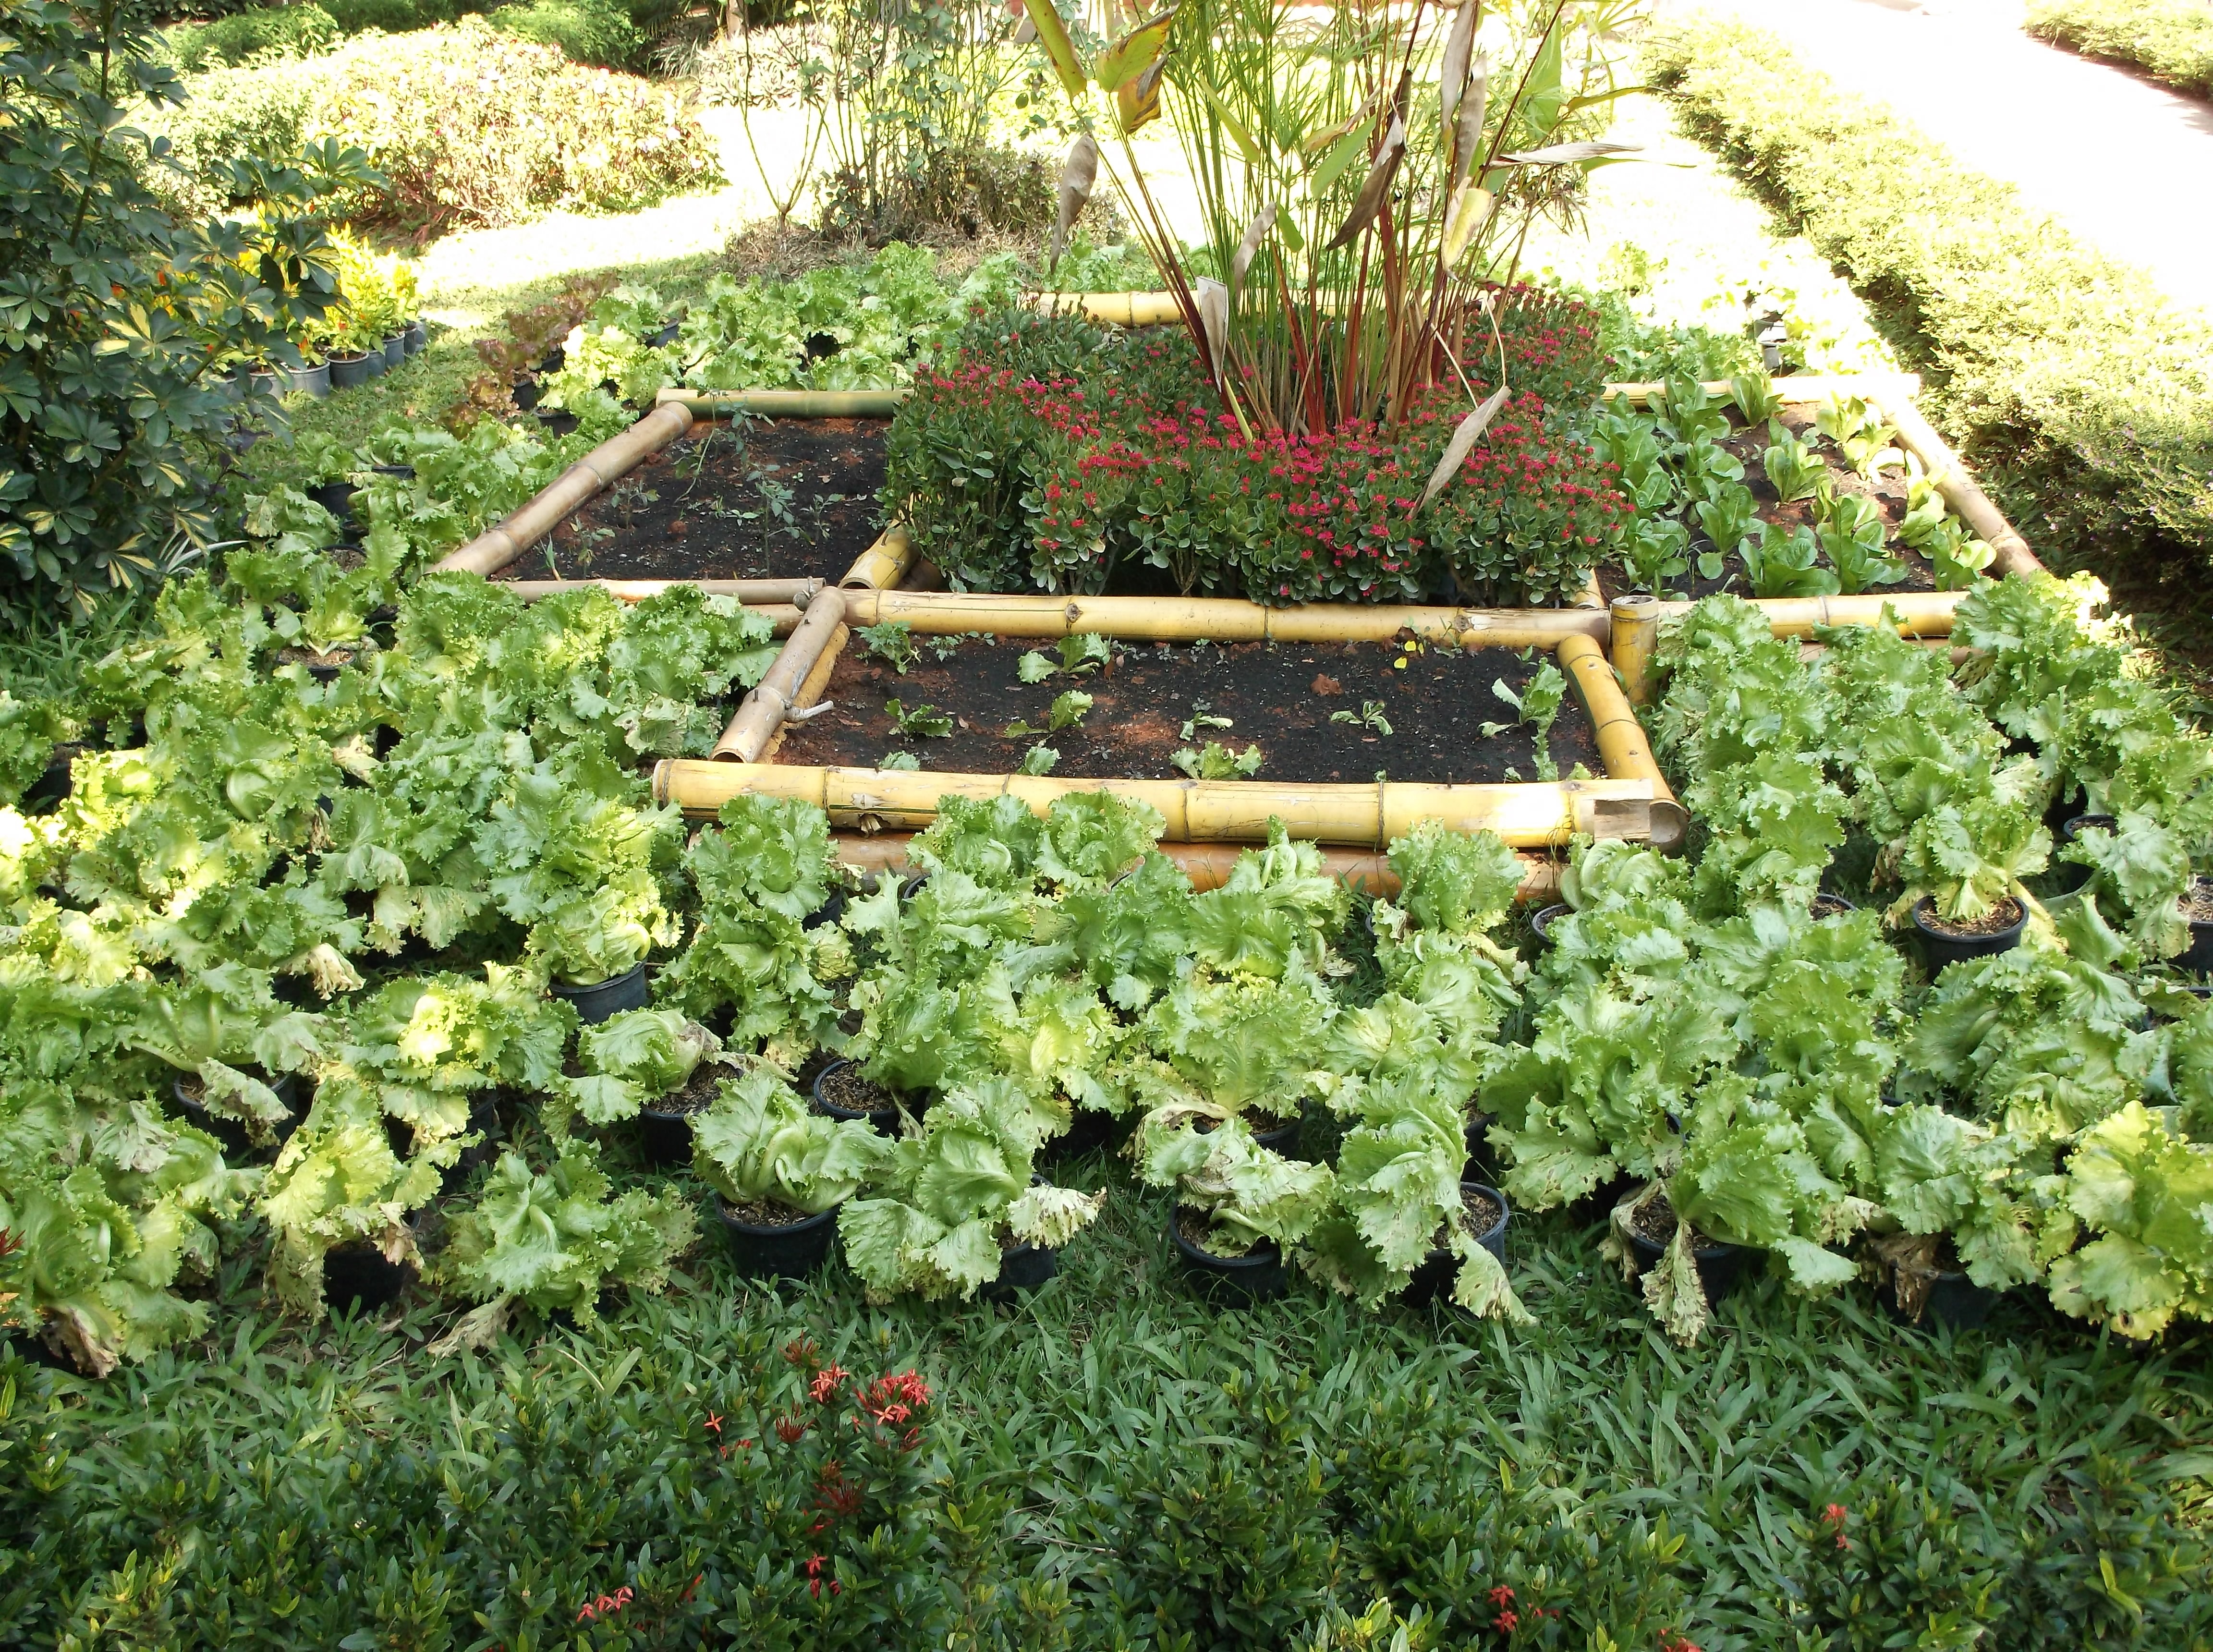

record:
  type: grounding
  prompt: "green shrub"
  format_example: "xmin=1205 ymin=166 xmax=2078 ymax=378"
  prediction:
xmin=158 ymin=1 xmax=340 ymax=71
xmin=487 ymin=0 xmax=642 ymax=67
xmin=136 ymin=57 xmax=324 ymax=219
xmin=1646 ymin=18 xmax=2213 ymax=577
xmin=2027 ymin=0 xmax=2213 ymax=97
xmin=317 ymin=0 xmax=464 ymax=30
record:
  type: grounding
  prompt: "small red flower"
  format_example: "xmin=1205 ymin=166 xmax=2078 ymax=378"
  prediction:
xmin=703 ymin=1412 xmax=723 ymax=1435
xmin=1488 ymin=1585 xmax=1515 ymax=1607
xmin=1494 ymin=1609 xmax=1519 ymax=1633
xmin=775 ymin=1412 xmax=808 ymax=1445
xmin=809 ymin=1363 xmax=851 ymax=1403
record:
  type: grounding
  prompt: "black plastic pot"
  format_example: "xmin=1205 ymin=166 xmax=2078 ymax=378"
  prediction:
xmin=538 ymin=346 xmax=566 ymax=374
xmin=23 ymin=753 xmax=72 ymax=814
xmin=286 ymin=360 xmax=332 ymax=399
xmin=1911 ymin=896 xmax=2028 ymax=974
xmin=2051 ymin=814 xmax=2116 ymax=897
xmin=438 ymin=1093 xmax=505 ymax=1196
xmin=2176 ymin=879 xmax=2213 ymax=974
xmin=811 ymin=1058 xmax=905 ymax=1134
xmin=249 ymin=367 xmax=284 ymax=399
xmin=1885 ymin=1266 xmax=2000 ymax=1332
xmin=713 ymin=1195 xmax=839 ymax=1280
xmin=802 ymin=888 xmax=848 ymax=932
xmin=981 ymin=1240 xmax=1058 ymax=1302
xmin=1170 ymin=1211 xmax=1286 ymax=1303
xmin=536 ymin=409 xmax=580 ymax=436
xmin=304 ymin=651 xmax=354 ymax=684
xmin=1462 ymin=1110 xmax=1497 ymax=1183
xmin=1402 ymin=1181 xmax=1511 ymax=1306
xmin=172 ymin=1071 xmax=304 ymax=1161
xmin=403 ymin=319 xmax=428 ymax=356
xmin=548 ymin=961 xmax=650 ymax=1023
xmin=1811 ymin=892 xmax=1856 ymax=920
xmin=511 ymin=376 xmax=542 ymax=411
xmin=1531 ymin=902 xmax=1570 ymax=942
xmin=328 ymin=351 xmax=374 ymax=389
xmin=636 ymin=1100 xmax=699 ymax=1166
xmin=369 ymin=463 xmax=415 ymax=481
xmin=1195 ymin=1110 xmax=1301 ymax=1155
xmin=307 ymin=480 xmax=358 ymax=524
xmin=1044 ymin=1106 xmax=1118 ymax=1162
xmin=1626 ymin=1219 xmax=1750 ymax=1305
xmin=324 ymin=1239 xmax=416 ymax=1314
xmin=644 ymin=319 xmax=680 ymax=348
xmin=379 ymin=335 xmax=405 ymax=371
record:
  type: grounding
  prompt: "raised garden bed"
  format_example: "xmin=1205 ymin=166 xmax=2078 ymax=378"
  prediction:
xmin=778 ymin=635 xmax=1597 ymax=785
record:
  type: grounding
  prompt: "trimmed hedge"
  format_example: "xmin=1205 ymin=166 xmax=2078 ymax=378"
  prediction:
xmin=1645 ymin=18 xmax=2213 ymax=576
xmin=2028 ymin=0 xmax=2213 ymax=98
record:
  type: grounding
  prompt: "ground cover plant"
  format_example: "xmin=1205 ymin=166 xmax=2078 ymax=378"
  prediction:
xmin=2026 ymin=0 xmax=2213 ymax=98
xmin=1646 ymin=18 xmax=2213 ymax=605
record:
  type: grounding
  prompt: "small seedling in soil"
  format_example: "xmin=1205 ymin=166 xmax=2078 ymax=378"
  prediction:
xmin=1018 ymin=744 xmax=1059 ymax=775
xmin=1004 ymin=690 xmax=1094 ymax=739
xmin=1762 ymin=419 xmax=1824 ymax=504
xmin=1174 ymin=741 xmax=1263 ymax=779
xmin=1331 ymin=701 xmax=1392 ymax=736
xmin=858 ymin=620 xmax=918 ymax=675
xmin=1481 ymin=661 xmax=1566 ymax=781
xmin=885 ymin=698 xmax=952 ymax=738
xmin=1180 ymin=698 xmax=1234 ymax=741
xmin=879 ymin=750 xmax=921 ymax=770
xmin=1018 ymin=634 xmax=1113 ymax=682
xmin=926 ymin=630 xmax=992 ymax=662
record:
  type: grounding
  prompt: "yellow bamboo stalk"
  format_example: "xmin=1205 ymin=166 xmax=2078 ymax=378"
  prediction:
xmin=1609 ymin=594 xmax=1663 ymax=706
xmin=1652 ymin=591 xmax=1966 ymax=639
xmin=499 ymin=577 xmax=822 ymax=606
xmin=1031 ymin=291 xmax=1187 ymax=327
xmin=1599 ymin=373 xmax=1923 ymax=409
xmin=841 ymin=526 xmax=917 ymax=592
xmin=1870 ymin=391 xmax=2044 ymax=578
xmin=655 ymin=761 xmax=1654 ymax=847
xmin=835 ymin=588 xmax=1606 ymax=648
xmin=712 ymin=589 xmax=847 ymax=762
xmin=434 ymin=402 xmax=693 ymax=577
xmin=1557 ymin=633 xmax=1687 ymax=854
xmin=825 ymin=831 xmax=1563 ymax=901
xmin=758 ymin=609 xmax=850 ymax=764
xmin=654 ymin=388 xmax=909 ymax=418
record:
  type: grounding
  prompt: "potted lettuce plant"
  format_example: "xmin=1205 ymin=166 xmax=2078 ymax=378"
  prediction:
xmin=693 ymin=1066 xmax=888 ymax=1278
xmin=558 ymin=1006 xmax=729 ymax=1165
xmin=1136 ymin=1106 xmax=1335 ymax=1304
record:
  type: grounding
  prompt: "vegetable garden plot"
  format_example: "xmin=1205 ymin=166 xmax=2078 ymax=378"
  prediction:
xmin=777 ymin=633 xmax=1597 ymax=785
xmin=489 ymin=419 xmax=889 ymax=591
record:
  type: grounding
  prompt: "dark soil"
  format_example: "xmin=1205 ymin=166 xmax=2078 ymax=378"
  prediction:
xmin=1176 ymin=1205 xmax=1259 ymax=1259
xmin=646 ymin=1061 xmax=724 ymax=1118
xmin=1811 ymin=892 xmax=1857 ymax=920
xmin=776 ymin=636 xmax=1602 ymax=784
xmin=818 ymin=1063 xmax=896 ymax=1114
xmin=1918 ymin=894 xmax=2024 ymax=937
xmin=1430 ymin=1185 xmax=1504 ymax=1251
xmin=275 ymin=644 xmax=356 ymax=668
xmin=725 ymin=1195 xmax=815 ymax=1228
xmin=1626 ymin=1188 xmax=1712 ymax=1251
xmin=1595 ymin=408 xmax=1945 ymax=605
xmin=2181 ymin=878 xmax=2213 ymax=923
xmin=493 ymin=418 xmax=888 ymax=588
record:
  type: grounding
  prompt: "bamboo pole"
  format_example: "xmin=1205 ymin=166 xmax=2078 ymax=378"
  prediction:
xmin=841 ymin=526 xmax=916 ymax=592
xmin=1599 ymin=373 xmax=1923 ymax=409
xmin=1557 ymin=633 xmax=1686 ymax=854
xmin=499 ymin=577 xmax=823 ymax=606
xmin=1870 ymin=391 xmax=2044 ymax=578
xmin=825 ymin=831 xmax=1564 ymax=901
xmin=712 ymin=588 xmax=847 ymax=762
xmin=1609 ymin=594 xmax=1663 ymax=706
xmin=1651 ymin=591 xmax=1966 ymax=639
xmin=656 ymin=761 xmax=1654 ymax=847
xmin=435 ymin=401 xmax=693 ymax=577
xmin=758 ymin=607 xmax=849 ymax=765
xmin=1031 ymin=291 xmax=1187 ymax=327
xmin=655 ymin=388 xmax=908 ymax=418
xmin=835 ymin=588 xmax=1606 ymax=647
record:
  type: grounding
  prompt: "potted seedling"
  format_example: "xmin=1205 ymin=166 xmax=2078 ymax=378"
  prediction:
xmin=840 ymin=1077 xmax=1104 ymax=1301
xmin=559 ymin=1006 xmax=730 ymax=1165
xmin=1888 ymin=794 xmax=2049 ymax=972
xmin=1136 ymin=1107 xmax=1334 ymax=1304
xmin=693 ymin=1066 xmax=888 ymax=1279
xmin=132 ymin=967 xmax=324 ymax=1158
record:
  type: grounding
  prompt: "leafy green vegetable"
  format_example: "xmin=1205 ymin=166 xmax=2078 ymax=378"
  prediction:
xmin=560 ymin=1008 xmax=722 ymax=1128
xmin=886 ymin=698 xmax=954 ymax=739
xmin=1173 ymin=741 xmax=1263 ymax=778
xmin=692 ymin=1066 xmax=888 ymax=1215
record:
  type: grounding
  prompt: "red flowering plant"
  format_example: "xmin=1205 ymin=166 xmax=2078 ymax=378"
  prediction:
xmin=698 ymin=1336 xmax=939 ymax=1622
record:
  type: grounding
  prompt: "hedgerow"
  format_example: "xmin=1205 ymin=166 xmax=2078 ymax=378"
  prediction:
xmin=2027 ymin=0 xmax=2213 ymax=97
xmin=1644 ymin=18 xmax=2213 ymax=576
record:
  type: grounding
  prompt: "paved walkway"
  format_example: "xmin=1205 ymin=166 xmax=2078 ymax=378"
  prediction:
xmin=1662 ymin=0 xmax=2213 ymax=317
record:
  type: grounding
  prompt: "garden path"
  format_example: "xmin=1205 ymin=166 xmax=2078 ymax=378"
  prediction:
xmin=1661 ymin=0 xmax=2213 ymax=316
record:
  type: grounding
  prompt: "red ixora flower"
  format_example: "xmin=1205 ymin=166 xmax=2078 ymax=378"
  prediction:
xmin=1487 ymin=1585 xmax=1515 ymax=1607
xmin=809 ymin=1363 xmax=851 ymax=1403
xmin=576 ymin=1585 xmax=632 ymax=1622
xmin=1822 ymin=1503 xmax=1848 ymax=1525
xmin=775 ymin=1411 xmax=809 ymax=1444
xmin=804 ymin=1554 xmax=841 ymax=1598
xmin=1659 ymin=1634 xmax=1702 ymax=1652
xmin=783 ymin=1337 xmax=819 ymax=1368
xmin=1494 ymin=1609 xmax=1519 ymax=1633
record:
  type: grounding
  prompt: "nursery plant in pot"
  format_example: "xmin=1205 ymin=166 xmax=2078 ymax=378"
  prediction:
xmin=1136 ymin=1107 xmax=1334 ymax=1305
xmin=1890 ymin=794 xmax=2047 ymax=972
xmin=556 ymin=1007 xmax=730 ymax=1165
xmin=693 ymin=1067 xmax=890 ymax=1280
xmin=131 ymin=966 xmax=325 ymax=1155
xmin=840 ymin=1076 xmax=1104 ymax=1302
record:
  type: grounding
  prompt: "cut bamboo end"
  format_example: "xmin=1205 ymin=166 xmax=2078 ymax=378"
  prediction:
xmin=825 ymin=831 xmax=1563 ymax=902
xmin=759 ymin=615 xmax=849 ymax=764
xmin=1609 ymin=593 xmax=1662 ymax=706
xmin=712 ymin=588 xmax=847 ymax=762
xmin=1557 ymin=632 xmax=1686 ymax=854
xmin=1599 ymin=373 xmax=1922 ymax=408
xmin=841 ymin=525 xmax=916 ymax=592
xmin=655 ymin=387 xmax=909 ymax=418
xmin=655 ymin=761 xmax=1654 ymax=848
xmin=1871 ymin=391 xmax=2043 ymax=579
xmin=835 ymin=588 xmax=1608 ymax=648
xmin=433 ymin=402 xmax=693 ymax=578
